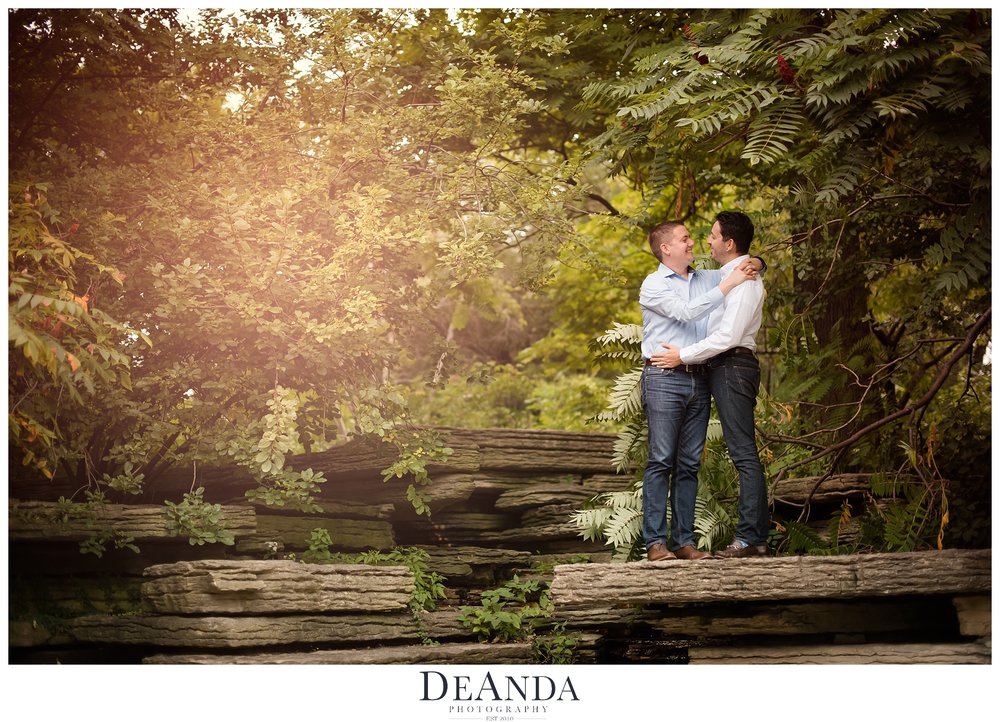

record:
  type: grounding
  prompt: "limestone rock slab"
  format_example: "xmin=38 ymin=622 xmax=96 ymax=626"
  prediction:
xmin=551 ymin=549 xmax=991 ymax=607
xmin=141 ymin=560 xmax=413 ymax=614
xmin=690 ymin=641 xmax=991 ymax=664
xmin=69 ymin=612 xmax=420 ymax=648
xmin=254 ymin=514 xmax=394 ymax=550
xmin=144 ymin=641 xmax=535 ymax=664
xmin=9 ymin=500 xmax=256 ymax=542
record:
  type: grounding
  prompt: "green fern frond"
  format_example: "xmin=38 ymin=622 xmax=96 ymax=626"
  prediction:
xmin=935 ymin=83 xmax=976 ymax=112
xmin=872 ymin=91 xmax=931 ymax=120
xmin=742 ymin=101 xmax=807 ymax=166
xmin=572 ymin=507 xmax=613 ymax=543
xmin=769 ymin=366 xmax=835 ymax=407
xmin=821 ymin=102 xmax=883 ymax=144
xmin=631 ymin=45 xmax=682 ymax=74
xmin=593 ymin=322 xmax=643 ymax=349
xmin=706 ymin=418 xmax=724 ymax=443
xmin=572 ymin=486 xmax=644 ymax=554
xmin=815 ymin=154 xmax=868 ymax=203
xmin=935 ymin=236 xmax=989 ymax=292
xmin=925 ymin=202 xmax=990 ymax=292
xmin=825 ymin=500 xmax=854 ymax=547
xmin=595 ymin=367 xmax=643 ymax=423
xmin=881 ymin=497 xmax=930 ymax=551
xmin=636 ymin=144 xmax=679 ymax=216
xmin=596 ymin=487 xmax=643 ymax=510
xmin=787 ymin=34 xmax=835 ymax=63
xmin=694 ymin=492 xmax=736 ymax=551
xmin=868 ymin=44 xmax=936 ymax=84
xmin=618 ymin=73 xmax=702 ymax=121
xmin=604 ymin=504 xmax=643 ymax=551
xmin=783 ymin=519 xmax=826 ymax=553
xmin=675 ymin=80 xmax=782 ymax=139
xmin=869 ymin=471 xmax=902 ymax=497
xmin=806 ymin=64 xmax=862 ymax=104
xmin=610 ymin=420 xmax=647 ymax=472
xmin=593 ymin=349 xmax=644 ymax=364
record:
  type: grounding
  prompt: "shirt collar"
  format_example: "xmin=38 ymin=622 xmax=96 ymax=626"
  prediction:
xmin=719 ymin=254 xmax=750 ymax=273
xmin=659 ymin=262 xmax=697 ymax=279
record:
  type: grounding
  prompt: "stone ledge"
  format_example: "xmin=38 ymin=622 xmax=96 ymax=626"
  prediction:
xmin=8 ymin=500 xmax=256 ymax=542
xmin=771 ymin=473 xmax=872 ymax=505
xmin=141 ymin=560 xmax=414 ymax=614
xmin=555 ymin=597 xmax=959 ymax=637
xmin=254 ymin=514 xmax=394 ymax=550
xmin=771 ymin=473 xmax=941 ymax=506
xmin=143 ymin=641 xmax=535 ymax=664
xmin=689 ymin=640 xmax=992 ymax=664
xmin=9 ymin=620 xmax=74 ymax=648
xmin=550 ymin=549 xmax=991 ymax=607
xmin=422 ymin=546 xmax=534 ymax=578
xmin=953 ymin=595 xmax=991 ymax=637
xmin=68 ymin=612 xmax=420 ymax=648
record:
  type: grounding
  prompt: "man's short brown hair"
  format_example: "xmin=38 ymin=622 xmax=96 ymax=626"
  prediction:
xmin=648 ymin=221 xmax=684 ymax=262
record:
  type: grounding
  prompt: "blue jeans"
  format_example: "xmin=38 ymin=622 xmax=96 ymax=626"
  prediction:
xmin=708 ymin=353 xmax=768 ymax=545
xmin=641 ymin=366 xmax=710 ymax=551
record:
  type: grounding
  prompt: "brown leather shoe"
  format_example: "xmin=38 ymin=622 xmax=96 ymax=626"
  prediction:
xmin=646 ymin=543 xmax=676 ymax=561
xmin=714 ymin=541 xmax=769 ymax=558
xmin=673 ymin=545 xmax=711 ymax=560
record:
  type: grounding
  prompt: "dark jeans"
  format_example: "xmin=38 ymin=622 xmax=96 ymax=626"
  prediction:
xmin=708 ymin=353 xmax=768 ymax=545
xmin=641 ymin=366 xmax=710 ymax=550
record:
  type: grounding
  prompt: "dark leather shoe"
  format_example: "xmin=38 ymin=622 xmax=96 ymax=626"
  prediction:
xmin=673 ymin=545 xmax=711 ymax=560
xmin=714 ymin=541 xmax=769 ymax=558
xmin=646 ymin=543 xmax=676 ymax=561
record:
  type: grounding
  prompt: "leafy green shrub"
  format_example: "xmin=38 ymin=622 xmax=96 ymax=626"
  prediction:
xmin=458 ymin=576 xmax=580 ymax=663
xmin=244 ymin=468 xmax=328 ymax=514
xmin=298 ymin=530 xmax=447 ymax=614
xmin=458 ymin=576 xmax=552 ymax=643
xmin=162 ymin=487 xmax=235 ymax=546
xmin=533 ymin=621 xmax=578 ymax=664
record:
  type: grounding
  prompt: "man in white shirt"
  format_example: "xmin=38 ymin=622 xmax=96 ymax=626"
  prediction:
xmin=651 ymin=211 xmax=769 ymax=557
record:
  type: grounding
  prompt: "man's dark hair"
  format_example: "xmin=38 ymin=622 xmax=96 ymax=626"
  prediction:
xmin=716 ymin=211 xmax=754 ymax=255
xmin=648 ymin=221 xmax=684 ymax=262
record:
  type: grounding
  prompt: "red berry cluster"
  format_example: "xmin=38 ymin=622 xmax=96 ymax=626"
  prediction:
xmin=777 ymin=54 xmax=796 ymax=85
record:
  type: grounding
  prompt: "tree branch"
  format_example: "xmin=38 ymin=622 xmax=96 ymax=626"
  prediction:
xmin=139 ymin=393 xmax=242 ymax=485
xmin=774 ymin=307 xmax=991 ymax=482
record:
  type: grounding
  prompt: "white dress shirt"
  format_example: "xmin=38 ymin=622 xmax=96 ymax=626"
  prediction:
xmin=679 ymin=255 xmax=764 ymax=365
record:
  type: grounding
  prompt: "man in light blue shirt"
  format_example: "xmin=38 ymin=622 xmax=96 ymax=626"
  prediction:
xmin=639 ymin=220 xmax=758 ymax=561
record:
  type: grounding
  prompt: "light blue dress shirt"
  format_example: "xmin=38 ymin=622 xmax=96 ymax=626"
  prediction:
xmin=639 ymin=264 xmax=725 ymax=360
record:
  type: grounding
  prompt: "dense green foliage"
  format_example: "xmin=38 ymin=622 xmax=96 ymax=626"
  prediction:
xmin=571 ymin=9 xmax=991 ymax=552
xmin=8 ymin=9 xmax=581 ymax=514
xmin=8 ymin=9 xmax=990 ymax=550
xmin=458 ymin=575 xmax=552 ymax=642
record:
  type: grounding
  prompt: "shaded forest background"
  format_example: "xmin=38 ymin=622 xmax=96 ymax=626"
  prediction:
xmin=8 ymin=9 xmax=991 ymax=551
